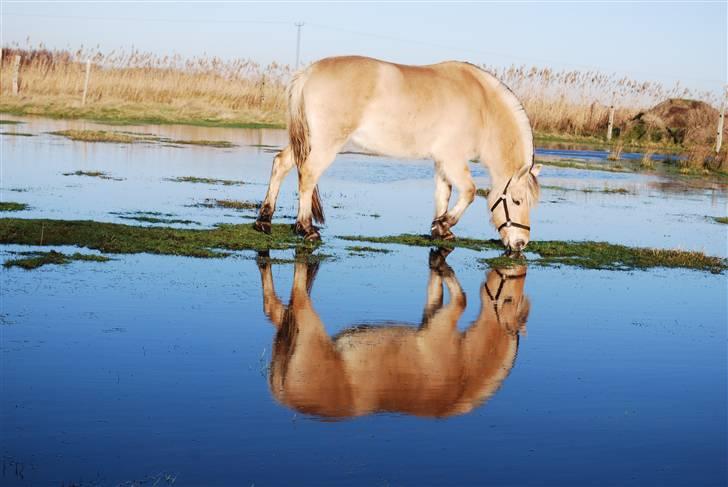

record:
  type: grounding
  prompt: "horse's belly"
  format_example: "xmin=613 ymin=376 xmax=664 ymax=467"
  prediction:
xmin=350 ymin=125 xmax=430 ymax=159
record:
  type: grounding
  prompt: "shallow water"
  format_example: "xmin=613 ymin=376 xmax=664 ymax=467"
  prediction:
xmin=1 ymin=117 xmax=727 ymax=486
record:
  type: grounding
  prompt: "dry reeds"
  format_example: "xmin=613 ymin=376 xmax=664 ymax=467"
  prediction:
xmin=1 ymin=45 xmax=291 ymax=124
xmin=0 ymin=44 xmax=722 ymax=155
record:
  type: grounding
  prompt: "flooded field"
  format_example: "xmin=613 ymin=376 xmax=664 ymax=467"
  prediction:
xmin=2 ymin=117 xmax=727 ymax=486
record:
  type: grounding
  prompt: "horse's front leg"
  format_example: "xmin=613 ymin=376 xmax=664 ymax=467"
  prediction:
xmin=431 ymin=160 xmax=475 ymax=240
xmin=431 ymin=170 xmax=454 ymax=240
xmin=255 ymin=146 xmax=295 ymax=234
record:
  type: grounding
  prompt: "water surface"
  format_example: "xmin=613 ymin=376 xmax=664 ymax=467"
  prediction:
xmin=1 ymin=117 xmax=726 ymax=486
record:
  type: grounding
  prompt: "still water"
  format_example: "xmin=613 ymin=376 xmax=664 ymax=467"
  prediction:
xmin=1 ymin=117 xmax=727 ymax=486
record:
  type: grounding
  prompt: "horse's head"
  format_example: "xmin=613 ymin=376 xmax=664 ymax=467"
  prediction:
xmin=489 ymin=163 xmax=542 ymax=252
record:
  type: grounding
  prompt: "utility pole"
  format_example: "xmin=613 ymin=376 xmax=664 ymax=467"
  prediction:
xmin=716 ymin=86 xmax=727 ymax=154
xmin=295 ymin=22 xmax=304 ymax=70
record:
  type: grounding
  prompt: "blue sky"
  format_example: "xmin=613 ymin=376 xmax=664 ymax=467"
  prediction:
xmin=2 ymin=1 xmax=726 ymax=95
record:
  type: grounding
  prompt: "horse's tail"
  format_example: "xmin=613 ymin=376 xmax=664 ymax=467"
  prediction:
xmin=288 ymin=69 xmax=325 ymax=224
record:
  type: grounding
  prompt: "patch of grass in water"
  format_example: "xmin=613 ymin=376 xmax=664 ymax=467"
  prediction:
xmin=340 ymin=234 xmax=726 ymax=273
xmin=193 ymin=199 xmax=258 ymax=210
xmin=541 ymin=184 xmax=634 ymax=195
xmin=4 ymin=250 xmax=110 ymax=270
xmin=539 ymin=158 xmax=636 ymax=174
xmin=713 ymin=216 xmax=728 ymax=224
xmin=476 ymin=188 xmax=490 ymax=198
xmin=1 ymin=131 xmax=34 ymax=137
xmin=0 ymin=120 xmax=23 ymax=125
xmin=481 ymin=254 xmax=528 ymax=269
xmin=49 ymin=129 xmax=235 ymax=148
xmin=62 ymin=170 xmax=124 ymax=181
xmin=118 ymin=215 xmax=200 ymax=225
xmin=346 ymin=245 xmax=392 ymax=255
xmin=0 ymin=202 xmax=28 ymax=212
xmin=170 ymin=139 xmax=235 ymax=148
xmin=0 ymin=218 xmax=309 ymax=258
xmin=50 ymin=129 xmax=137 ymax=143
xmin=166 ymin=176 xmax=247 ymax=186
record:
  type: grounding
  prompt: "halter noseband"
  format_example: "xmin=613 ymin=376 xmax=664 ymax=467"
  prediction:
xmin=490 ymin=177 xmax=530 ymax=233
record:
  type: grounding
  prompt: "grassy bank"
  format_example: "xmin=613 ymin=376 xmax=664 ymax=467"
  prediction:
xmin=0 ymin=218 xmax=305 ymax=258
xmin=339 ymin=234 xmax=726 ymax=273
xmin=0 ymin=218 xmax=723 ymax=273
xmin=4 ymin=250 xmax=110 ymax=270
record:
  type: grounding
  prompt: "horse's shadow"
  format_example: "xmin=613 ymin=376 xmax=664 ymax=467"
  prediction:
xmin=256 ymin=249 xmax=531 ymax=419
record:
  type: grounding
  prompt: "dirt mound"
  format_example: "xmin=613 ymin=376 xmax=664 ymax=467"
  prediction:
xmin=624 ymin=98 xmax=724 ymax=145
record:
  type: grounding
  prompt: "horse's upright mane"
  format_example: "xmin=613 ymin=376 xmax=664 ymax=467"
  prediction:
xmin=464 ymin=62 xmax=535 ymax=171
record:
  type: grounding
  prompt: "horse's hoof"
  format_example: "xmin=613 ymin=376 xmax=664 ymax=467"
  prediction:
xmin=254 ymin=219 xmax=272 ymax=234
xmin=431 ymin=226 xmax=455 ymax=241
xmin=304 ymin=229 xmax=321 ymax=242
xmin=255 ymin=250 xmax=271 ymax=268
xmin=430 ymin=218 xmax=455 ymax=241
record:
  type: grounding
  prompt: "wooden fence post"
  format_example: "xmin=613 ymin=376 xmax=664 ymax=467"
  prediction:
xmin=12 ymin=55 xmax=21 ymax=95
xmin=82 ymin=60 xmax=91 ymax=106
xmin=606 ymin=92 xmax=615 ymax=141
xmin=258 ymin=75 xmax=266 ymax=108
xmin=716 ymin=86 xmax=727 ymax=154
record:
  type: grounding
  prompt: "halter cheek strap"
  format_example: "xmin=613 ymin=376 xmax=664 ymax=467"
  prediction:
xmin=484 ymin=269 xmax=527 ymax=326
xmin=490 ymin=177 xmax=531 ymax=232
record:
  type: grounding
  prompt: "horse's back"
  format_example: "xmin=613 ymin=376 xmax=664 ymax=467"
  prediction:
xmin=302 ymin=56 xmax=486 ymax=158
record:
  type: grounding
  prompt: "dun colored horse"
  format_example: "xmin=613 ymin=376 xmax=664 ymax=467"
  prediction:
xmin=257 ymin=251 xmax=531 ymax=419
xmin=255 ymin=56 xmax=542 ymax=251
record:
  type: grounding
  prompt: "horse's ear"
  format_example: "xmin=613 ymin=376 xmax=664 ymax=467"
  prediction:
xmin=530 ymin=164 xmax=542 ymax=177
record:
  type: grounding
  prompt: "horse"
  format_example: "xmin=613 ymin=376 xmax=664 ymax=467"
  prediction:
xmin=254 ymin=56 xmax=542 ymax=252
xmin=256 ymin=250 xmax=531 ymax=419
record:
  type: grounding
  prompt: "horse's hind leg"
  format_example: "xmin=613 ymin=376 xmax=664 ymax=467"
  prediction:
xmin=255 ymin=146 xmax=295 ymax=234
xmin=295 ymin=146 xmax=338 ymax=241
xmin=431 ymin=159 xmax=475 ymax=239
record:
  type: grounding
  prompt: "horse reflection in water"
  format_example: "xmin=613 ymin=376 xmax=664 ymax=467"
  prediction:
xmin=257 ymin=251 xmax=530 ymax=419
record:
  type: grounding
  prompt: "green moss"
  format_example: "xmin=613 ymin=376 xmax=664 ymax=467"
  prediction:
xmin=340 ymin=234 xmax=726 ymax=273
xmin=0 ymin=218 xmax=309 ymax=258
xmin=542 ymin=185 xmax=634 ymax=195
xmin=0 ymin=120 xmax=23 ymax=125
xmin=4 ymin=250 xmax=110 ymax=270
xmin=62 ymin=170 xmax=124 ymax=181
xmin=49 ymin=129 xmax=235 ymax=148
xmin=166 ymin=176 xmax=247 ymax=186
xmin=118 ymin=215 xmax=199 ymax=225
xmin=476 ymin=188 xmax=490 ymax=199
xmin=193 ymin=199 xmax=258 ymax=210
xmin=0 ymin=102 xmax=283 ymax=129
xmin=539 ymin=159 xmax=636 ymax=174
xmin=0 ymin=202 xmax=28 ymax=212
xmin=713 ymin=216 xmax=728 ymax=224
xmin=345 ymin=245 xmax=392 ymax=255
xmin=50 ymin=130 xmax=137 ymax=143
xmin=170 ymin=139 xmax=235 ymax=148
xmin=481 ymin=254 xmax=528 ymax=269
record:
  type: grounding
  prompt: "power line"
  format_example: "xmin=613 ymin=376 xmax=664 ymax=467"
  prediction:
xmin=2 ymin=12 xmax=291 ymax=24
xmin=295 ymin=22 xmax=304 ymax=70
xmin=3 ymin=12 xmax=723 ymax=86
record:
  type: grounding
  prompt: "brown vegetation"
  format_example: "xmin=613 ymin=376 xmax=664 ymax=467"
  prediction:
xmin=1 ymin=46 xmax=724 ymax=169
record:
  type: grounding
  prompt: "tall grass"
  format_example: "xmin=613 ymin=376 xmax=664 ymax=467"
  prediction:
xmin=1 ymin=45 xmax=292 ymax=124
xmin=483 ymin=64 xmax=719 ymax=138
xmin=0 ymin=44 xmax=722 ymax=153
